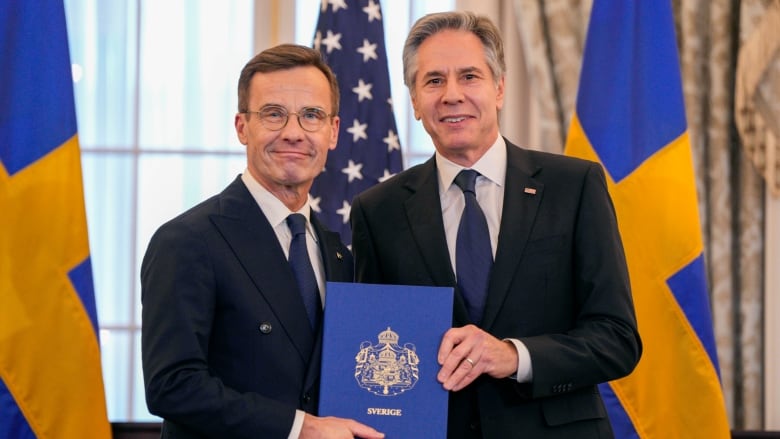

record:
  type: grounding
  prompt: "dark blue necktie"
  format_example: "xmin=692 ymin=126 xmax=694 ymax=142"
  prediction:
xmin=454 ymin=170 xmax=493 ymax=324
xmin=286 ymin=213 xmax=321 ymax=330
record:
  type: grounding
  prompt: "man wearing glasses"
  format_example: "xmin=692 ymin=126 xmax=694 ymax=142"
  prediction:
xmin=141 ymin=44 xmax=384 ymax=439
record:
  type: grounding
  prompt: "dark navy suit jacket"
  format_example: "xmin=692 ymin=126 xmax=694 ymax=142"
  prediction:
xmin=350 ymin=140 xmax=642 ymax=438
xmin=141 ymin=176 xmax=353 ymax=439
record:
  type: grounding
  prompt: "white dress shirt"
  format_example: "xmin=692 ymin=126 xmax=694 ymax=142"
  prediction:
xmin=435 ymin=135 xmax=533 ymax=384
xmin=241 ymin=171 xmax=326 ymax=299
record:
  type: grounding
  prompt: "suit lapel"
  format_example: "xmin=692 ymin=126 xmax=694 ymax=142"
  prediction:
xmin=209 ymin=177 xmax=315 ymax=363
xmin=481 ymin=142 xmax=544 ymax=329
xmin=398 ymin=148 xmax=544 ymax=328
xmin=402 ymin=160 xmax=471 ymax=323
xmin=404 ymin=159 xmax=458 ymax=287
xmin=311 ymin=215 xmax=348 ymax=281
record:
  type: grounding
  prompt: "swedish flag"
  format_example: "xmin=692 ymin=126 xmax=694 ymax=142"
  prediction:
xmin=0 ymin=1 xmax=111 ymax=437
xmin=564 ymin=1 xmax=730 ymax=437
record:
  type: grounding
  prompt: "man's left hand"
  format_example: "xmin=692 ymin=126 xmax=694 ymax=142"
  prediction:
xmin=436 ymin=324 xmax=519 ymax=391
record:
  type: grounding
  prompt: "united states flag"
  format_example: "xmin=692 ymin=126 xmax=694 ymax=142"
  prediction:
xmin=311 ymin=0 xmax=403 ymax=246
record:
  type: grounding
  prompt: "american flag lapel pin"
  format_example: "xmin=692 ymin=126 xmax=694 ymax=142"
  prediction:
xmin=524 ymin=187 xmax=537 ymax=195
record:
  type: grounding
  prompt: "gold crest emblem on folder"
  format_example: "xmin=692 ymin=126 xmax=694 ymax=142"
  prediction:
xmin=354 ymin=327 xmax=420 ymax=396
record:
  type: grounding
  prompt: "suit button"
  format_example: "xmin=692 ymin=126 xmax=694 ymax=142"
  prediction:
xmin=302 ymin=393 xmax=312 ymax=404
xmin=258 ymin=322 xmax=272 ymax=334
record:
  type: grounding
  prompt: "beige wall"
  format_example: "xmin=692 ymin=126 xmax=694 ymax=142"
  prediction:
xmin=767 ymin=194 xmax=779 ymax=429
xmin=252 ymin=0 xmax=295 ymax=53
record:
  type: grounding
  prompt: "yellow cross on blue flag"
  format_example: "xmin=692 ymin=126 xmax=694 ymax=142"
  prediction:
xmin=564 ymin=1 xmax=730 ymax=437
xmin=0 ymin=1 xmax=111 ymax=437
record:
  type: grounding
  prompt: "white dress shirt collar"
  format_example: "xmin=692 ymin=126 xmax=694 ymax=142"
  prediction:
xmin=240 ymin=170 xmax=316 ymax=238
xmin=435 ymin=134 xmax=507 ymax=194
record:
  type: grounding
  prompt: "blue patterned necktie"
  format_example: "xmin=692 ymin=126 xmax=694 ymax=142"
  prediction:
xmin=286 ymin=214 xmax=321 ymax=330
xmin=454 ymin=170 xmax=493 ymax=324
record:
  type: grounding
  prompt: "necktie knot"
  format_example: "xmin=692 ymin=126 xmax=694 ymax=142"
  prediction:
xmin=454 ymin=169 xmax=479 ymax=195
xmin=287 ymin=213 xmax=307 ymax=237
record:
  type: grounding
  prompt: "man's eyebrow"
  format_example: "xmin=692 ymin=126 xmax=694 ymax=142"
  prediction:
xmin=258 ymin=103 xmax=328 ymax=111
xmin=457 ymin=66 xmax=484 ymax=75
xmin=420 ymin=66 xmax=484 ymax=79
xmin=420 ymin=69 xmax=444 ymax=80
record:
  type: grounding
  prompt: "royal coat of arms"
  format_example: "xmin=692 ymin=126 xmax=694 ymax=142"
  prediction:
xmin=354 ymin=327 xmax=420 ymax=396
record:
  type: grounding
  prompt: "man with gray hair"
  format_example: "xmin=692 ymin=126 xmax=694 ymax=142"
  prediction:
xmin=351 ymin=11 xmax=642 ymax=438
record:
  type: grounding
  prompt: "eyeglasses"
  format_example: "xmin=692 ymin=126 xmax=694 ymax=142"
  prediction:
xmin=242 ymin=106 xmax=333 ymax=132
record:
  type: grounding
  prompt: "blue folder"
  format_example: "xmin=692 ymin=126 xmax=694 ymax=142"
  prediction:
xmin=319 ymin=282 xmax=454 ymax=438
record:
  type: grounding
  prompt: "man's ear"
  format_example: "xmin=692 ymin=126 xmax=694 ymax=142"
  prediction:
xmin=495 ymin=75 xmax=506 ymax=111
xmin=235 ymin=113 xmax=248 ymax=145
xmin=329 ymin=116 xmax=340 ymax=151
xmin=411 ymin=94 xmax=421 ymax=120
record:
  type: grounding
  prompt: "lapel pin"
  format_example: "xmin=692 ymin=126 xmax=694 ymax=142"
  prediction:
xmin=336 ymin=251 xmax=343 ymax=260
xmin=524 ymin=187 xmax=537 ymax=195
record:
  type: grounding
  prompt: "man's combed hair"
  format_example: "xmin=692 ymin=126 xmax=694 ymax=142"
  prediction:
xmin=402 ymin=11 xmax=506 ymax=93
xmin=237 ymin=44 xmax=340 ymax=115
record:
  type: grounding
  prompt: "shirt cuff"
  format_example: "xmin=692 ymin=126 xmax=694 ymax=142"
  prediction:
xmin=288 ymin=409 xmax=305 ymax=439
xmin=505 ymin=338 xmax=533 ymax=383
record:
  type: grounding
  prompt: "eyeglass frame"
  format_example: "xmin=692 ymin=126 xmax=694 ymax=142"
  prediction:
xmin=240 ymin=105 xmax=336 ymax=132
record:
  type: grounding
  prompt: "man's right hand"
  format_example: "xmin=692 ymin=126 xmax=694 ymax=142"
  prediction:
xmin=300 ymin=414 xmax=385 ymax=439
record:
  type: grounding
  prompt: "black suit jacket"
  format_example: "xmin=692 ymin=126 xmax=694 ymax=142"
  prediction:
xmin=141 ymin=176 xmax=353 ymax=439
xmin=350 ymin=141 xmax=641 ymax=438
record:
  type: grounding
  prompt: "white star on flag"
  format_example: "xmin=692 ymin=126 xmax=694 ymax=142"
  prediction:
xmin=383 ymin=129 xmax=400 ymax=152
xmin=311 ymin=0 xmax=403 ymax=245
xmin=321 ymin=30 xmax=342 ymax=54
xmin=362 ymin=0 xmax=381 ymax=22
xmin=352 ymin=79 xmax=373 ymax=102
xmin=341 ymin=160 xmax=364 ymax=182
xmin=336 ymin=200 xmax=351 ymax=224
xmin=346 ymin=119 xmax=368 ymax=142
xmin=328 ymin=0 xmax=348 ymax=13
xmin=356 ymin=39 xmax=378 ymax=62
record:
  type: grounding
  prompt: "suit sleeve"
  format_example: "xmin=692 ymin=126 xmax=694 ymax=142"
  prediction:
xmin=140 ymin=219 xmax=295 ymax=439
xmin=520 ymin=162 xmax=642 ymax=398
